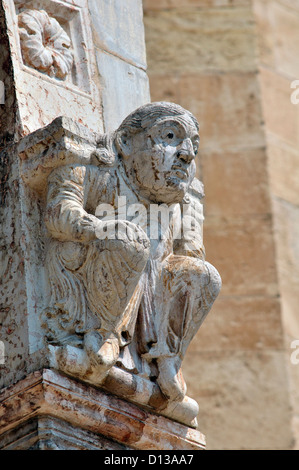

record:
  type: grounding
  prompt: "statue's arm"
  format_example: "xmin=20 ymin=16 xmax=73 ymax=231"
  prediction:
xmin=45 ymin=164 xmax=100 ymax=243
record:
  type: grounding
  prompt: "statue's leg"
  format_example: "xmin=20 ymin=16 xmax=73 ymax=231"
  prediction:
xmin=47 ymin=231 xmax=150 ymax=384
xmin=82 ymin=234 xmax=150 ymax=372
xmin=153 ymin=255 xmax=221 ymax=401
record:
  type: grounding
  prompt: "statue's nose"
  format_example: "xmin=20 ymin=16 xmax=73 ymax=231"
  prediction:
xmin=177 ymin=138 xmax=195 ymax=163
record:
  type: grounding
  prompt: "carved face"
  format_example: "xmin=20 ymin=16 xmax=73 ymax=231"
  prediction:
xmin=120 ymin=113 xmax=199 ymax=204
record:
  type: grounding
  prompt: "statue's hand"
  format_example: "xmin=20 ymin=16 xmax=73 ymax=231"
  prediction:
xmin=95 ymin=219 xmax=150 ymax=250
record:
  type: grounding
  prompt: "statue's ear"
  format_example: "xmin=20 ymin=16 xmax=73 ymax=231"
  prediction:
xmin=115 ymin=130 xmax=131 ymax=159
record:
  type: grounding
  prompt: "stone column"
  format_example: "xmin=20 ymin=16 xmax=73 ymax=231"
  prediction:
xmin=0 ymin=0 xmax=213 ymax=451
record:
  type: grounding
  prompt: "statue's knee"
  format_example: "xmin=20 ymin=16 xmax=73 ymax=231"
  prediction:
xmin=120 ymin=237 xmax=150 ymax=270
xmin=94 ymin=235 xmax=150 ymax=270
xmin=58 ymin=241 xmax=88 ymax=270
xmin=166 ymin=256 xmax=221 ymax=300
xmin=204 ymin=262 xmax=222 ymax=299
xmin=188 ymin=260 xmax=221 ymax=297
xmin=166 ymin=255 xmax=205 ymax=278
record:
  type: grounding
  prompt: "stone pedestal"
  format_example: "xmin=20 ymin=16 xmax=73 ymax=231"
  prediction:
xmin=0 ymin=369 xmax=206 ymax=450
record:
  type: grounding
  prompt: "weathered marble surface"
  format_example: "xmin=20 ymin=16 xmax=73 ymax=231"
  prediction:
xmin=0 ymin=369 xmax=206 ymax=450
xmin=0 ymin=415 xmax=130 ymax=450
xmin=18 ymin=101 xmax=221 ymax=428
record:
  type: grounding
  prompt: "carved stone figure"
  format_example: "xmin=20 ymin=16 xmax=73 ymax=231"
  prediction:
xmin=18 ymin=9 xmax=73 ymax=80
xmin=40 ymin=102 xmax=221 ymax=404
xmin=17 ymin=102 xmax=221 ymax=426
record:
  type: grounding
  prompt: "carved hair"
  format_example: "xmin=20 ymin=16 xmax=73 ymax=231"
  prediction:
xmin=93 ymin=132 xmax=117 ymax=166
xmin=117 ymin=101 xmax=199 ymax=135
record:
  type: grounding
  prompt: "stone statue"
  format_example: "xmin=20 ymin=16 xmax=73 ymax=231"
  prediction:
xmin=41 ymin=101 xmax=221 ymax=402
xmin=19 ymin=102 xmax=221 ymax=425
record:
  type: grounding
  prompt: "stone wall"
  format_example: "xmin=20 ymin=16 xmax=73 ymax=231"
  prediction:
xmin=143 ymin=0 xmax=294 ymax=450
xmin=88 ymin=0 xmax=150 ymax=131
xmin=253 ymin=0 xmax=299 ymax=450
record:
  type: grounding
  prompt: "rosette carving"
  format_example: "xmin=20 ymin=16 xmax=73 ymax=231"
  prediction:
xmin=18 ymin=9 xmax=73 ymax=80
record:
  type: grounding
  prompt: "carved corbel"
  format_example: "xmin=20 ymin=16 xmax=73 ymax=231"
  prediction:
xmin=18 ymin=116 xmax=107 ymax=198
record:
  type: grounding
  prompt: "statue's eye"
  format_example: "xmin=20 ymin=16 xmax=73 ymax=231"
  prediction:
xmin=158 ymin=126 xmax=180 ymax=144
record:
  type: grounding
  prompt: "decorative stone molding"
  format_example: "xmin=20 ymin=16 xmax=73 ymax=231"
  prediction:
xmin=18 ymin=102 xmax=221 ymax=429
xmin=18 ymin=9 xmax=73 ymax=80
xmin=0 ymin=369 xmax=206 ymax=450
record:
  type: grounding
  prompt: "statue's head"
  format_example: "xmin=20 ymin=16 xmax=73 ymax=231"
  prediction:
xmin=115 ymin=102 xmax=200 ymax=204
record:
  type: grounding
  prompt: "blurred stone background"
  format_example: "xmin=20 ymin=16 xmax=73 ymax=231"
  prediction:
xmin=143 ymin=0 xmax=299 ymax=450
